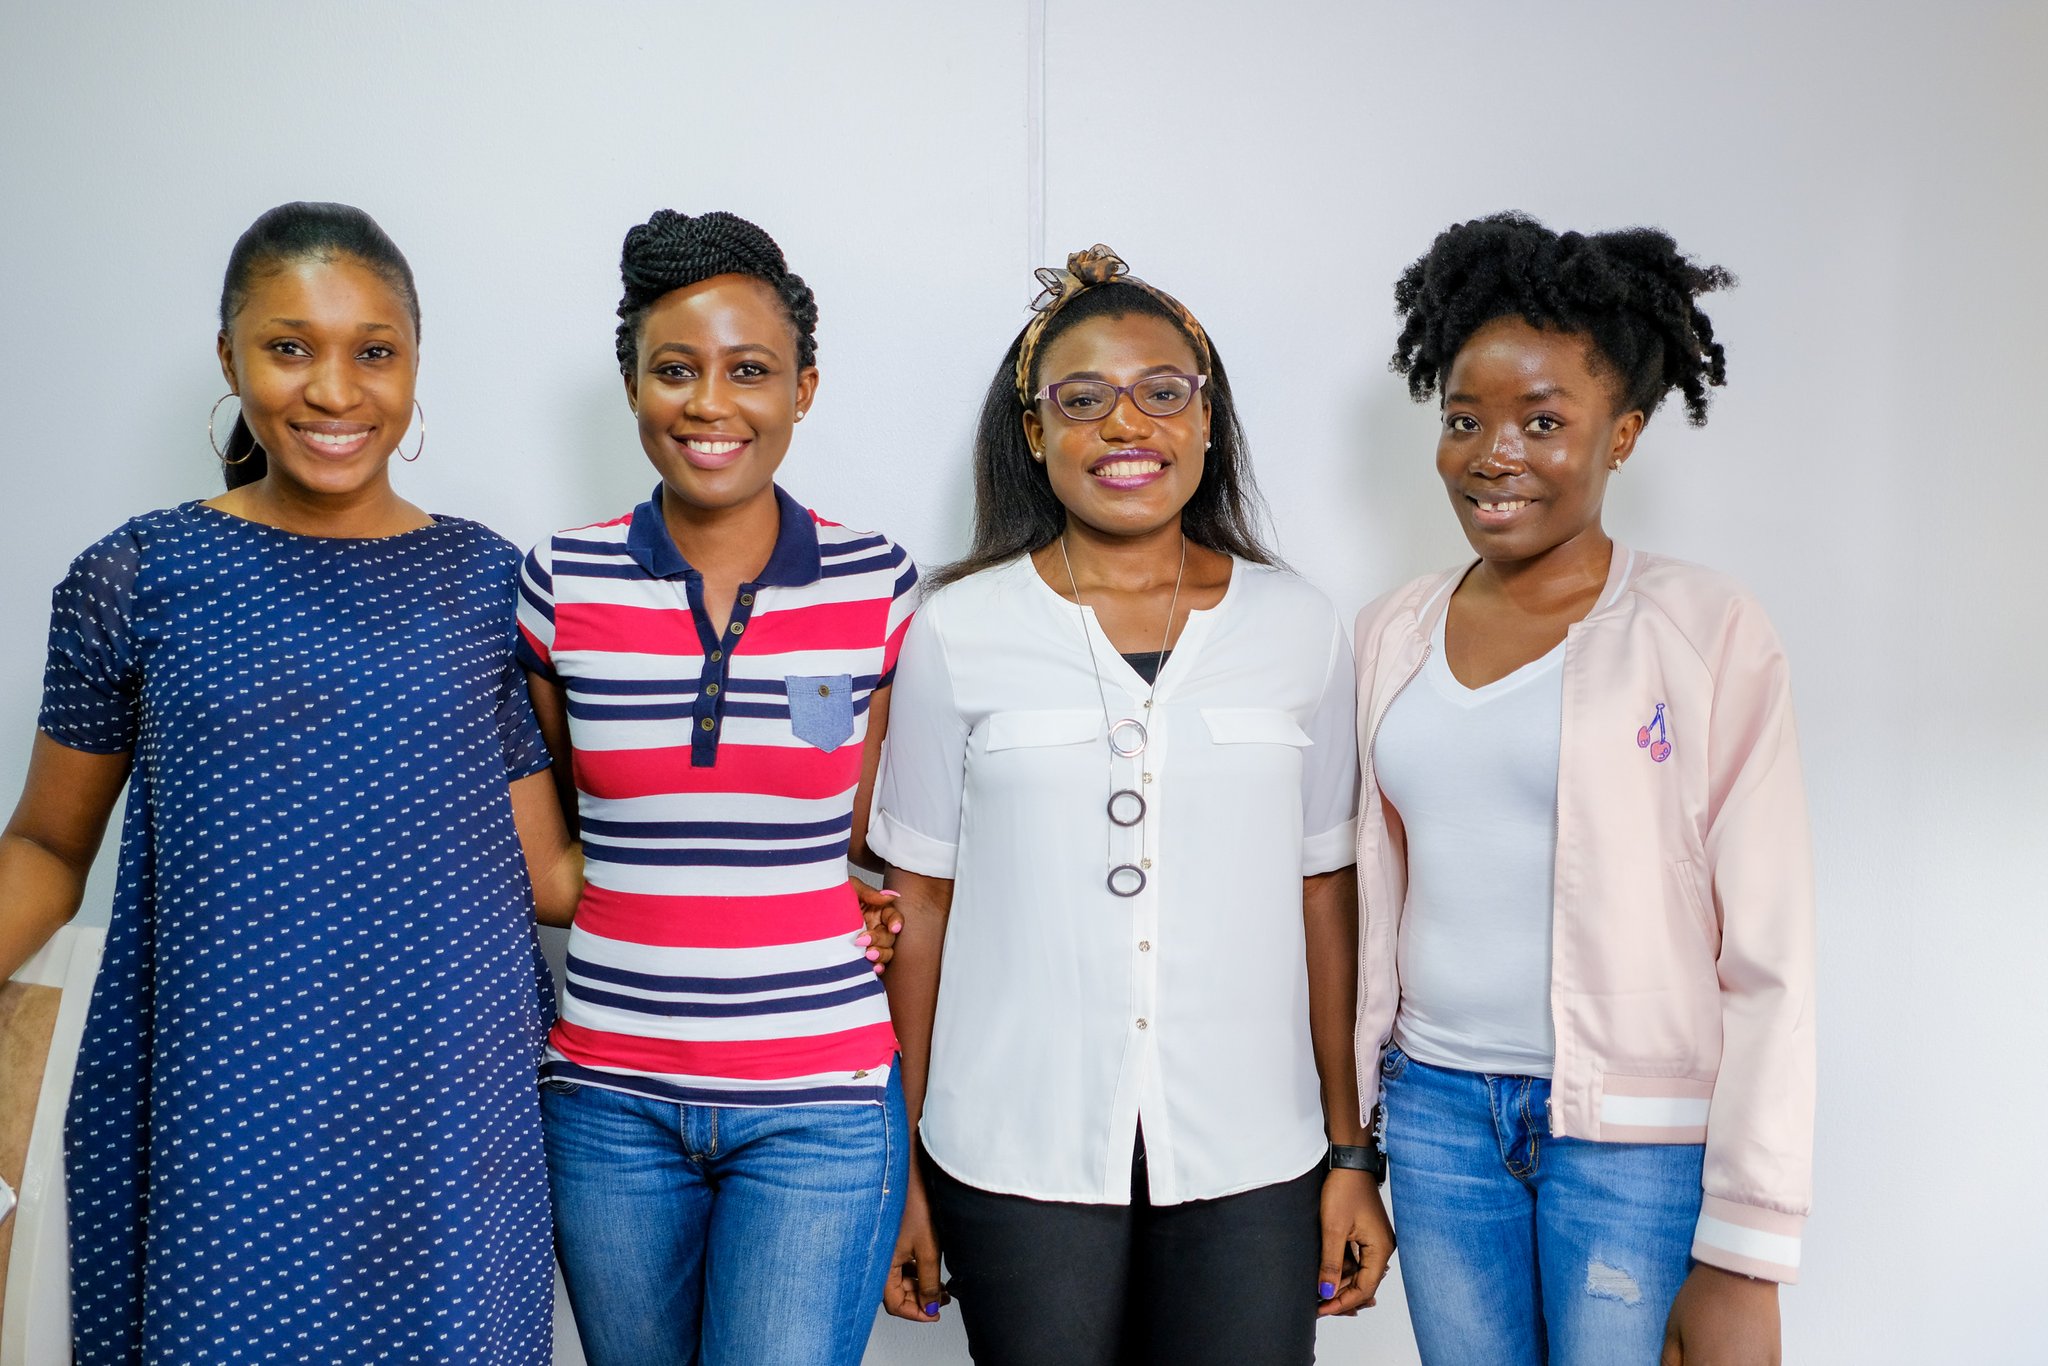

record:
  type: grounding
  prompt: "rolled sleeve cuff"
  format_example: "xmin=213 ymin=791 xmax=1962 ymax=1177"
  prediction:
xmin=869 ymin=808 xmax=959 ymax=879
xmin=1302 ymin=817 xmax=1359 ymax=876
xmin=1691 ymin=1194 xmax=1805 ymax=1284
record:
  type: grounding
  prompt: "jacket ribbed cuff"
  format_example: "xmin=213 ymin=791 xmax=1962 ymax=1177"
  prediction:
xmin=1691 ymin=1194 xmax=1804 ymax=1284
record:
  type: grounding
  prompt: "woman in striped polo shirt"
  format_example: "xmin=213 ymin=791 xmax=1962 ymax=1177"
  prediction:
xmin=515 ymin=210 xmax=917 ymax=1366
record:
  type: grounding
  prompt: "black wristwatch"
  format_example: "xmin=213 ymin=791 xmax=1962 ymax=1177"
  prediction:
xmin=1328 ymin=1143 xmax=1386 ymax=1184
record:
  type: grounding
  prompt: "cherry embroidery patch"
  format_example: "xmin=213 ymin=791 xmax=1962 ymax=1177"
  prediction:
xmin=1637 ymin=702 xmax=1672 ymax=763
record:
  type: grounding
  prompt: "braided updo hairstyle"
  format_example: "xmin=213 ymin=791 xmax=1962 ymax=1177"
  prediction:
xmin=614 ymin=209 xmax=819 ymax=376
xmin=1391 ymin=212 xmax=1735 ymax=426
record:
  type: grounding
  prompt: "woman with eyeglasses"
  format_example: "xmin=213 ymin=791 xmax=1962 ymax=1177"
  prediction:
xmin=871 ymin=247 xmax=1392 ymax=1365
xmin=1356 ymin=213 xmax=1814 ymax=1365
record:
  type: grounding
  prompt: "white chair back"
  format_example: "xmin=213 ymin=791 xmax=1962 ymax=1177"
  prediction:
xmin=1 ymin=923 xmax=104 ymax=1366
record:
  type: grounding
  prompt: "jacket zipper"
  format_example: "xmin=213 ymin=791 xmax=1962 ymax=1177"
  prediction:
xmin=1355 ymin=638 xmax=1431 ymax=1120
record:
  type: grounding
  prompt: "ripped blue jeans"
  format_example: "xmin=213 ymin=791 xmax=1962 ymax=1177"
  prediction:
xmin=1379 ymin=1044 xmax=1705 ymax=1366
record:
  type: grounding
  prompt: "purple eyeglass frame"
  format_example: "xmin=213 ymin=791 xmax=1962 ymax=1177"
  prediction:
xmin=1034 ymin=373 xmax=1207 ymax=422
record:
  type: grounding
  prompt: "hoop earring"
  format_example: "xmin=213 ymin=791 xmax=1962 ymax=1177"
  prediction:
xmin=209 ymin=393 xmax=256 ymax=465
xmin=398 ymin=399 xmax=426 ymax=463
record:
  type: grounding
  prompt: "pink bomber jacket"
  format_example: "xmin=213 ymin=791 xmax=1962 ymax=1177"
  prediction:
xmin=1352 ymin=544 xmax=1816 ymax=1283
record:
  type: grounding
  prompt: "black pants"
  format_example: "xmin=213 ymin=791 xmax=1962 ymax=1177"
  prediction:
xmin=924 ymin=1135 xmax=1324 ymax=1366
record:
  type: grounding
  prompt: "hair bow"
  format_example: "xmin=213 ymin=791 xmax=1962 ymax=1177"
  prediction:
xmin=1028 ymin=245 xmax=1130 ymax=314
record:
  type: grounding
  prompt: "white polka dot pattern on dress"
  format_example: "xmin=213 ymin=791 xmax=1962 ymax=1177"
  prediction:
xmin=41 ymin=503 xmax=556 ymax=1364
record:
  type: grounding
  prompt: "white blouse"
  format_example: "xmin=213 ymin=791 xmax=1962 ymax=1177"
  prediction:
xmin=872 ymin=554 xmax=1358 ymax=1205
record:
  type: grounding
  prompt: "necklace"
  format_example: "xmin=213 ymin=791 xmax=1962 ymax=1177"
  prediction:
xmin=1058 ymin=533 xmax=1186 ymax=897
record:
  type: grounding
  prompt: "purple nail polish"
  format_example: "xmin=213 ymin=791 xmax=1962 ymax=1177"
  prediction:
xmin=1319 ymin=1280 xmax=1336 ymax=1299
xmin=924 ymin=1302 xmax=940 ymax=1316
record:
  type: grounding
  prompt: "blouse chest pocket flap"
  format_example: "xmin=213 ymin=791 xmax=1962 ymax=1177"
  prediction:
xmin=1200 ymin=708 xmax=1313 ymax=747
xmin=786 ymin=674 xmax=855 ymax=752
xmin=982 ymin=709 xmax=1101 ymax=752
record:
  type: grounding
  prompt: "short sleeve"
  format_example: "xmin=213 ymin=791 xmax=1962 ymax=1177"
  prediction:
xmin=515 ymin=541 xmax=557 ymax=680
xmin=1300 ymin=616 xmax=1360 ymax=874
xmin=878 ymin=545 xmax=921 ymax=686
xmin=870 ymin=598 xmax=968 ymax=878
xmin=39 ymin=526 xmax=144 ymax=754
xmin=496 ymin=650 xmax=553 ymax=782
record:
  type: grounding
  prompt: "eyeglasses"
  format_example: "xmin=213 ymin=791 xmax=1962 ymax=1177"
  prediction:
xmin=1035 ymin=373 xmax=1206 ymax=423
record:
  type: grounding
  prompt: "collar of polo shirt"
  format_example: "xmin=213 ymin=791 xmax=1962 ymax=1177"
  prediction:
xmin=624 ymin=483 xmax=824 ymax=587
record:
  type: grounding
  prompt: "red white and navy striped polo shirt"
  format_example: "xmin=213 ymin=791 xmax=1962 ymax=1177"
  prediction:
xmin=517 ymin=485 xmax=917 ymax=1107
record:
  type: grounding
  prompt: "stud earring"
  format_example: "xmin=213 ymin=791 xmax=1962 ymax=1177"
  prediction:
xmin=796 ymin=410 xmax=806 ymax=422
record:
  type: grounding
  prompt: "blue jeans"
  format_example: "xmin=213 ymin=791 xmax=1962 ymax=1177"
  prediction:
xmin=1379 ymin=1045 xmax=1705 ymax=1366
xmin=543 ymin=1071 xmax=909 ymax=1366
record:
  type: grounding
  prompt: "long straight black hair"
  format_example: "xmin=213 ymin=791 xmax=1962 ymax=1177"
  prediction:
xmin=215 ymin=202 xmax=421 ymax=490
xmin=932 ymin=282 xmax=1277 ymax=588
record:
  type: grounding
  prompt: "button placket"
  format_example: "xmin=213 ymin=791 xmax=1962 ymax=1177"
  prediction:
xmin=686 ymin=577 xmax=761 ymax=768
xmin=1128 ymin=690 xmax=1163 ymax=1038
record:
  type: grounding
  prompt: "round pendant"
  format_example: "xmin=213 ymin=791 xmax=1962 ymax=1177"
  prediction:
xmin=1108 ymin=717 xmax=1148 ymax=758
xmin=1108 ymin=863 xmax=1147 ymax=897
xmin=1107 ymin=789 xmax=1146 ymax=827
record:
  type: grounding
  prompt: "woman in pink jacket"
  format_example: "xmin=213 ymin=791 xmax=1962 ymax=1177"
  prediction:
xmin=1355 ymin=213 xmax=1813 ymax=1365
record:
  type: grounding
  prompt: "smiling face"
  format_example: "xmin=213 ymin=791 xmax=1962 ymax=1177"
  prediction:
xmin=1437 ymin=315 xmax=1645 ymax=567
xmin=1022 ymin=312 xmax=1211 ymax=541
xmin=625 ymin=273 xmax=817 ymax=516
xmin=215 ymin=255 xmax=418 ymax=497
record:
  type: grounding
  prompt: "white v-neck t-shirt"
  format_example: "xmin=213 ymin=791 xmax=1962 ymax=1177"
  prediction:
xmin=872 ymin=554 xmax=1359 ymax=1205
xmin=1374 ymin=600 xmax=1565 ymax=1077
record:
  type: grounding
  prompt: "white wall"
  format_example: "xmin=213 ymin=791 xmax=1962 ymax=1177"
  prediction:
xmin=2 ymin=3 xmax=2042 ymax=1362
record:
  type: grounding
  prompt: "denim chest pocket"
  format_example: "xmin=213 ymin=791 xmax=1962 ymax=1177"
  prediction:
xmin=787 ymin=674 xmax=855 ymax=752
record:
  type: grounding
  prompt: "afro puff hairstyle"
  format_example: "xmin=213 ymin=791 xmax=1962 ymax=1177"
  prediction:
xmin=1390 ymin=212 xmax=1735 ymax=426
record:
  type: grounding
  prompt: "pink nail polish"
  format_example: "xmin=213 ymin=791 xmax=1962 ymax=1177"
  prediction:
xmin=873 ymin=964 xmax=884 ymax=976
xmin=879 ymin=890 xmax=901 ymax=899
xmin=889 ymin=920 xmax=903 ymax=934
xmin=865 ymin=948 xmax=881 ymax=962
xmin=855 ymin=933 xmax=873 ymax=947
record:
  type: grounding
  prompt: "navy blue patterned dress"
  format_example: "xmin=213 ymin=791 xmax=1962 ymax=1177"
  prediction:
xmin=39 ymin=503 xmax=556 ymax=1364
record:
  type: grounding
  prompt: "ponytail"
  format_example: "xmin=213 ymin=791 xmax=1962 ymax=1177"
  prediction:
xmin=221 ymin=413 xmax=265 ymax=490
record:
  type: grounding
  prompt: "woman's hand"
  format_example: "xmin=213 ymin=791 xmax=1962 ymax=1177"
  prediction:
xmin=883 ymin=1169 xmax=948 ymax=1322
xmin=1316 ymin=1168 xmax=1395 ymax=1317
xmin=1661 ymin=1263 xmax=1781 ymax=1364
xmin=851 ymin=880 xmax=902 ymax=972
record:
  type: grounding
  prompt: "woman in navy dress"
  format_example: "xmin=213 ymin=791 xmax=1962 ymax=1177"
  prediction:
xmin=0 ymin=202 xmax=582 ymax=1363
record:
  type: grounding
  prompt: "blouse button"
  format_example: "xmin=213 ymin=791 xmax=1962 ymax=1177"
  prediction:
xmin=1142 ymin=773 xmax=1153 ymax=784
xmin=1141 ymin=859 xmax=1152 ymax=869
xmin=705 ymin=683 xmax=720 ymax=697
xmin=1142 ymin=700 xmax=1152 ymax=709
xmin=731 ymin=621 xmax=745 ymax=635
xmin=740 ymin=592 xmax=755 ymax=606
xmin=1138 ymin=940 xmax=1151 ymax=952
xmin=699 ymin=717 xmax=715 ymax=732
xmin=1136 ymin=1019 xmax=1149 ymax=1030
xmin=711 ymin=650 xmax=723 ymax=662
